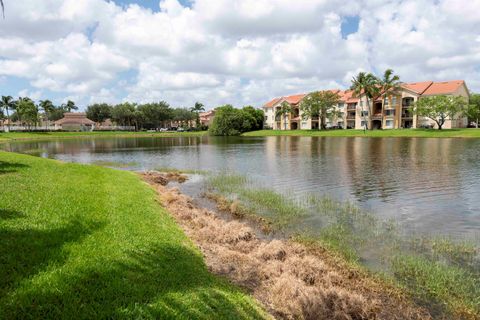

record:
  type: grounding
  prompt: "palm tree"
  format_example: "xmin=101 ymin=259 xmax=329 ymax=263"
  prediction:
xmin=275 ymin=101 xmax=293 ymax=130
xmin=62 ymin=100 xmax=78 ymax=112
xmin=191 ymin=102 xmax=205 ymax=128
xmin=39 ymin=99 xmax=55 ymax=129
xmin=0 ymin=95 xmax=16 ymax=131
xmin=350 ymin=72 xmax=380 ymax=131
xmin=378 ymin=69 xmax=401 ymax=127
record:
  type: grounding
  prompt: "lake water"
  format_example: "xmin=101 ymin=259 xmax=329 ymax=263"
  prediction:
xmin=3 ymin=136 xmax=480 ymax=240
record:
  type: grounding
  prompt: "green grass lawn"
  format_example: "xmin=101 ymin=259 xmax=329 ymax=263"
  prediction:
xmin=0 ymin=130 xmax=207 ymax=142
xmin=0 ymin=151 xmax=268 ymax=319
xmin=243 ymin=128 xmax=480 ymax=138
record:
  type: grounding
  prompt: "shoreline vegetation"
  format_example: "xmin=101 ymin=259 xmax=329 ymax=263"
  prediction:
xmin=143 ymin=171 xmax=431 ymax=319
xmin=243 ymin=128 xmax=480 ymax=138
xmin=204 ymin=173 xmax=480 ymax=319
xmin=0 ymin=130 xmax=208 ymax=142
xmin=0 ymin=152 xmax=267 ymax=319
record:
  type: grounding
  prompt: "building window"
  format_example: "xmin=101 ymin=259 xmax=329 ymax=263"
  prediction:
xmin=392 ymin=96 xmax=397 ymax=105
xmin=386 ymin=120 xmax=394 ymax=128
xmin=264 ymin=116 xmax=268 ymax=121
xmin=361 ymin=121 xmax=366 ymax=127
xmin=384 ymin=97 xmax=389 ymax=106
xmin=338 ymin=103 xmax=345 ymax=109
xmin=361 ymin=111 xmax=369 ymax=117
xmin=385 ymin=109 xmax=395 ymax=116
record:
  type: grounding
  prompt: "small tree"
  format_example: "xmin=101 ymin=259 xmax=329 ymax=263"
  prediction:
xmin=39 ymin=99 xmax=55 ymax=129
xmin=0 ymin=95 xmax=16 ymax=131
xmin=412 ymin=95 xmax=467 ymax=130
xmin=300 ymin=91 xmax=341 ymax=130
xmin=465 ymin=94 xmax=480 ymax=128
xmin=275 ymin=101 xmax=293 ymax=130
xmin=16 ymin=97 xmax=39 ymax=129
xmin=350 ymin=72 xmax=380 ymax=131
xmin=86 ymin=103 xmax=113 ymax=123
xmin=62 ymin=100 xmax=78 ymax=112
xmin=191 ymin=102 xmax=205 ymax=128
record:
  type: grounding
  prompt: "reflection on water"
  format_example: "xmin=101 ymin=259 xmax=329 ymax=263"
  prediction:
xmin=3 ymin=135 xmax=480 ymax=239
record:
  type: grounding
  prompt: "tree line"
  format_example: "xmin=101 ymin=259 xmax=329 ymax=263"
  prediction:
xmin=0 ymin=96 xmax=207 ymax=131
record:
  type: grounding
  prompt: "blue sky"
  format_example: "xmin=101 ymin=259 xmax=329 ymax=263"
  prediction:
xmin=0 ymin=0 xmax=478 ymax=110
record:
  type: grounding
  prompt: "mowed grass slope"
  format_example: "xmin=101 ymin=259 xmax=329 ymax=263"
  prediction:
xmin=0 ymin=130 xmax=207 ymax=142
xmin=243 ymin=128 xmax=480 ymax=138
xmin=0 ymin=151 xmax=268 ymax=319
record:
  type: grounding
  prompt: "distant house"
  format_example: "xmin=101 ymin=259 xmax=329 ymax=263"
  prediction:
xmin=54 ymin=113 xmax=95 ymax=131
xmin=199 ymin=110 xmax=216 ymax=127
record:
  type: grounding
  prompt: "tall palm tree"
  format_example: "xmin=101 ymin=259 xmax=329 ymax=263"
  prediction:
xmin=378 ymin=69 xmax=401 ymax=127
xmin=62 ymin=100 xmax=78 ymax=112
xmin=0 ymin=95 xmax=16 ymax=131
xmin=275 ymin=101 xmax=293 ymax=130
xmin=350 ymin=72 xmax=380 ymax=131
xmin=191 ymin=102 xmax=205 ymax=128
xmin=39 ymin=99 xmax=55 ymax=129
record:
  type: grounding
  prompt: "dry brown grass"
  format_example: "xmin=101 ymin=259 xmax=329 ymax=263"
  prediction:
xmin=142 ymin=174 xmax=432 ymax=320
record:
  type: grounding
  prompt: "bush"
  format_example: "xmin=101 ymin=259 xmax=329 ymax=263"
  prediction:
xmin=209 ymin=105 xmax=264 ymax=136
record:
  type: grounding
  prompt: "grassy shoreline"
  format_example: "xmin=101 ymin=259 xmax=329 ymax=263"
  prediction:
xmin=0 ymin=151 xmax=267 ymax=319
xmin=243 ymin=128 xmax=480 ymax=138
xmin=0 ymin=130 xmax=207 ymax=142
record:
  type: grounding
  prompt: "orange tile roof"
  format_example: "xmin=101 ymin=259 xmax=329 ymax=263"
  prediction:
xmin=422 ymin=80 xmax=465 ymax=96
xmin=263 ymin=97 xmax=281 ymax=108
xmin=283 ymin=94 xmax=306 ymax=104
xmin=402 ymin=81 xmax=433 ymax=94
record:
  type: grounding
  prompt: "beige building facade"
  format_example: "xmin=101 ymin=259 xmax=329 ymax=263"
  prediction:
xmin=263 ymin=80 xmax=469 ymax=130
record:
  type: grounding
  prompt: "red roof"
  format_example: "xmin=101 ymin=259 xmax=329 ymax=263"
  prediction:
xmin=264 ymin=97 xmax=281 ymax=108
xmin=402 ymin=81 xmax=433 ymax=94
xmin=422 ymin=80 xmax=465 ymax=95
xmin=283 ymin=94 xmax=306 ymax=104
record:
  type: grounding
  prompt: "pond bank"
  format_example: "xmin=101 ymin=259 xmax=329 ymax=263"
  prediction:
xmin=143 ymin=171 xmax=431 ymax=319
xmin=243 ymin=128 xmax=480 ymax=138
xmin=0 ymin=130 xmax=207 ymax=142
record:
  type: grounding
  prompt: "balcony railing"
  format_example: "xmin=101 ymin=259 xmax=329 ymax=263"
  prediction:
xmin=347 ymin=105 xmax=357 ymax=110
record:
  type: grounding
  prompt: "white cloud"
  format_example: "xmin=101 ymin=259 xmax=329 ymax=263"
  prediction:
xmin=0 ymin=0 xmax=479 ymax=109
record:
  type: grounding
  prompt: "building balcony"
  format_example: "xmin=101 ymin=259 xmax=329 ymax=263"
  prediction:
xmin=347 ymin=105 xmax=357 ymax=111
xmin=371 ymin=113 xmax=383 ymax=120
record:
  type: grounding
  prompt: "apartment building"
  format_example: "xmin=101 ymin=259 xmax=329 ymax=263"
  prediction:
xmin=263 ymin=80 xmax=469 ymax=130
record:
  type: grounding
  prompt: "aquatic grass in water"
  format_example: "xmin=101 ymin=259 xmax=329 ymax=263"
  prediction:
xmin=206 ymin=173 xmax=480 ymax=318
xmin=155 ymin=167 xmax=208 ymax=175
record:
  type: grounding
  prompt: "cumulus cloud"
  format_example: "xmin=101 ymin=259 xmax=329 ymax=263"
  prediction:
xmin=0 ymin=0 xmax=479 ymax=109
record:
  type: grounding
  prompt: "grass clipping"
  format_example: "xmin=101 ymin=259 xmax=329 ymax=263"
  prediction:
xmin=142 ymin=174 xmax=431 ymax=320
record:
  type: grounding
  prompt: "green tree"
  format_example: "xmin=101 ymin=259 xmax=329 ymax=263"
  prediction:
xmin=191 ymin=102 xmax=205 ymax=128
xmin=242 ymin=106 xmax=264 ymax=130
xmin=275 ymin=101 xmax=293 ymax=130
xmin=138 ymin=102 xmax=172 ymax=129
xmin=300 ymin=91 xmax=341 ymax=130
xmin=16 ymin=97 xmax=39 ymax=129
xmin=0 ymin=95 xmax=16 ymax=131
xmin=39 ymin=99 xmax=55 ymax=129
xmin=465 ymin=94 xmax=480 ymax=128
xmin=112 ymin=103 xmax=136 ymax=127
xmin=378 ymin=69 xmax=401 ymax=120
xmin=86 ymin=103 xmax=113 ymax=123
xmin=172 ymin=107 xmax=195 ymax=128
xmin=350 ymin=72 xmax=380 ymax=130
xmin=62 ymin=100 xmax=78 ymax=112
xmin=48 ymin=106 xmax=66 ymax=122
xmin=209 ymin=105 xmax=257 ymax=136
xmin=411 ymin=95 xmax=467 ymax=130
